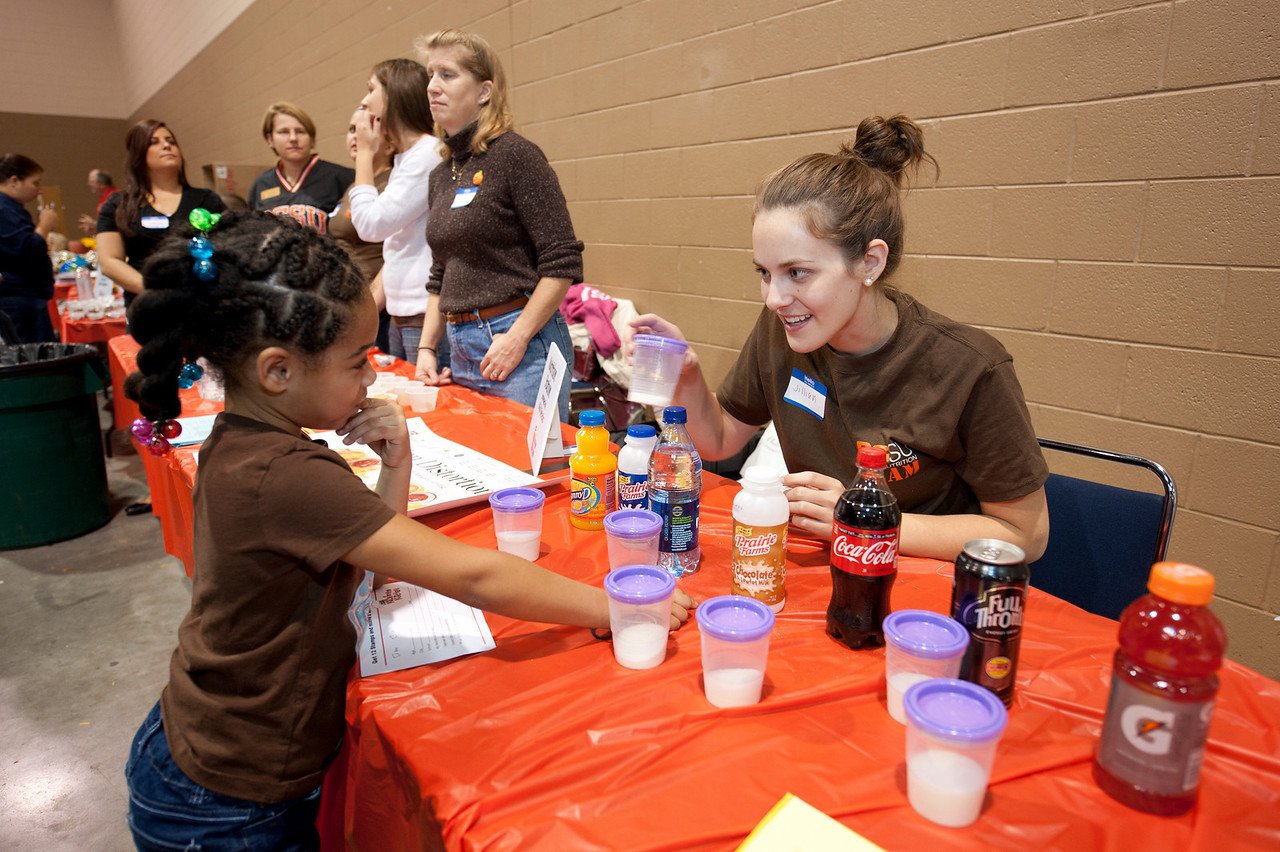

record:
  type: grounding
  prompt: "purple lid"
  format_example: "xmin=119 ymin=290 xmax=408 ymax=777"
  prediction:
xmin=883 ymin=610 xmax=970 ymax=659
xmin=633 ymin=333 xmax=689 ymax=354
xmin=604 ymin=565 xmax=676 ymax=605
xmin=604 ymin=509 xmax=662 ymax=539
xmin=488 ymin=487 xmax=546 ymax=513
xmin=903 ymin=678 xmax=1008 ymax=743
xmin=696 ymin=595 xmax=776 ymax=642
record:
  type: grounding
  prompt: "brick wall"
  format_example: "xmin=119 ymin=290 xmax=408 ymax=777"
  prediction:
xmin=129 ymin=0 xmax=1279 ymax=677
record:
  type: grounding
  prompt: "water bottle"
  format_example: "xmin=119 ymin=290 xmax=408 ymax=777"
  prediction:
xmin=648 ymin=406 xmax=701 ymax=576
xmin=1092 ymin=562 xmax=1227 ymax=815
xmin=616 ymin=424 xmax=658 ymax=510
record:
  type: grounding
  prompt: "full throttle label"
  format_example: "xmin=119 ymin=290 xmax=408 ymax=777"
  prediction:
xmin=731 ymin=521 xmax=787 ymax=607
xmin=1096 ymin=677 xmax=1215 ymax=795
xmin=830 ymin=524 xmax=898 ymax=576
xmin=955 ymin=584 xmax=1025 ymax=697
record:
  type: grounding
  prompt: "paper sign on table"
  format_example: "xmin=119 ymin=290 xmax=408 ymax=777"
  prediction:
xmin=171 ymin=414 xmax=218 ymax=447
xmin=737 ymin=793 xmax=884 ymax=851
xmin=526 ymin=341 xmax=567 ymax=475
xmin=357 ymin=581 xmax=495 ymax=677
xmin=310 ymin=419 xmax=552 ymax=516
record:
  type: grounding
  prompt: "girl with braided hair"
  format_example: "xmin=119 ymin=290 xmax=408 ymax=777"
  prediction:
xmin=122 ymin=210 xmax=692 ymax=850
xmin=630 ymin=115 xmax=1049 ymax=562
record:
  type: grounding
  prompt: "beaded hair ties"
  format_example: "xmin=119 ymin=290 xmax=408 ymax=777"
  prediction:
xmin=129 ymin=208 xmax=221 ymax=455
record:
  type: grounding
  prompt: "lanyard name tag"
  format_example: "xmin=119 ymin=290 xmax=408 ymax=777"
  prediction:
xmin=451 ymin=187 xmax=478 ymax=208
xmin=783 ymin=369 xmax=827 ymax=420
xmin=140 ymin=215 xmax=170 ymax=229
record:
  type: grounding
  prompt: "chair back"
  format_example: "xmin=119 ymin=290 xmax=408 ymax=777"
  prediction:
xmin=1032 ymin=438 xmax=1176 ymax=620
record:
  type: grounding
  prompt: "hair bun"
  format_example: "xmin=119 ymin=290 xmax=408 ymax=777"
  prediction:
xmin=843 ymin=115 xmax=935 ymax=185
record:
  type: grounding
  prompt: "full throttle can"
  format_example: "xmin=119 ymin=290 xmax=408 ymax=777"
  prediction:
xmin=950 ymin=538 xmax=1029 ymax=707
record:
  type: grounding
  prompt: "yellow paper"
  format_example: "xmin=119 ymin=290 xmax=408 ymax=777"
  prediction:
xmin=737 ymin=793 xmax=885 ymax=852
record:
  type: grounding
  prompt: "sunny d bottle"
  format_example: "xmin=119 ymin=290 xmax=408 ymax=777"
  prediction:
xmin=616 ymin=424 xmax=658 ymax=510
xmin=648 ymin=406 xmax=701 ymax=576
xmin=1093 ymin=562 xmax=1227 ymax=815
xmin=731 ymin=468 xmax=788 ymax=612
xmin=569 ymin=410 xmax=616 ymax=531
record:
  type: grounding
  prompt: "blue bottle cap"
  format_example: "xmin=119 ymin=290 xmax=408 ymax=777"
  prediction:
xmin=578 ymin=410 xmax=605 ymax=426
xmin=662 ymin=406 xmax=687 ymax=424
xmin=626 ymin=424 xmax=657 ymax=439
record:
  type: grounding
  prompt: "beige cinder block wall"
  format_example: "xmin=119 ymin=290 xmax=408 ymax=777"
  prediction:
xmin=133 ymin=0 xmax=1279 ymax=678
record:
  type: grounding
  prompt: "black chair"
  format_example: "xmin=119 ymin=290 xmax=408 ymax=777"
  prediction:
xmin=1031 ymin=438 xmax=1177 ymax=620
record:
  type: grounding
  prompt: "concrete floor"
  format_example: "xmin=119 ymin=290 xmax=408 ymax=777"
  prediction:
xmin=0 ymin=423 xmax=191 ymax=851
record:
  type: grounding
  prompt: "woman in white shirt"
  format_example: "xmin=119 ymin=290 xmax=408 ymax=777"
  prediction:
xmin=350 ymin=58 xmax=444 ymax=361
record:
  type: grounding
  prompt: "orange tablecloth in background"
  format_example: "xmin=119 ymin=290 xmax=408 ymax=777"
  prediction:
xmin=324 ymin=482 xmax=1280 ymax=850
xmin=60 ymin=312 xmax=127 ymax=343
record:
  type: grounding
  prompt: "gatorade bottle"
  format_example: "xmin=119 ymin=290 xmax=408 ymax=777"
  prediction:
xmin=1092 ymin=562 xmax=1228 ymax=815
xmin=569 ymin=410 xmax=616 ymax=531
xmin=616 ymin=424 xmax=658 ymax=510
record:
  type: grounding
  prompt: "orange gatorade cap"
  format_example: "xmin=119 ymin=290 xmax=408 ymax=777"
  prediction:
xmin=1148 ymin=561 xmax=1215 ymax=605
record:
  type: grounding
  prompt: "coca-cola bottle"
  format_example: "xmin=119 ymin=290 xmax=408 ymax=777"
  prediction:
xmin=828 ymin=445 xmax=901 ymax=649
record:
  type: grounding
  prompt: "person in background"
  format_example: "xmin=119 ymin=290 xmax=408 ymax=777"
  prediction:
xmin=415 ymin=29 xmax=578 ymax=417
xmin=96 ymin=120 xmax=224 ymax=307
xmin=78 ymin=168 xmax=117 ymax=234
xmin=350 ymin=58 xmax=445 ymax=363
xmin=120 ymin=210 xmax=692 ymax=849
xmin=630 ymin=116 xmax=1049 ymax=561
xmin=329 ymin=106 xmax=394 ymax=353
xmin=249 ymin=102 xmax=353 ymax=234
xmin=0 ymin=153 xmax=57 ymax=342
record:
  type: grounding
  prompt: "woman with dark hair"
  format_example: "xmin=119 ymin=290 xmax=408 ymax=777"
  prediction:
xmin=0 ymin=153 xmax=57 ymax=342
xmin=249 ymin=102 xmax=353 ymax=234
xmin=96 ymin=120 xmax=224 ymax=304
xmin=414 ymin=29 xmax=579 ymax=416
xmin=631 ymin=116 xmax=1049 ymax=561
xmin=348 ymin=58 xmax=444 ymax=361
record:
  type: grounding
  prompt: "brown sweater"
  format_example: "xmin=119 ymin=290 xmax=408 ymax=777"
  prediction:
xmin=329 ymin=167 xmax=390 ymax=285
xmin=426 ymin=125 xmax=583 ymax=313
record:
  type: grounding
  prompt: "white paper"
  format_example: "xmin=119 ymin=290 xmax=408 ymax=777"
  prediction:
xmin=357 ymin=581 xmax=495 ymax=677
xmin=309 ymin=419 xmax=552 ymax=515
xmin=526 ymin=341 xmax=567 ymax=475
xmin=171 ymin=414 xmax=218 ymax=447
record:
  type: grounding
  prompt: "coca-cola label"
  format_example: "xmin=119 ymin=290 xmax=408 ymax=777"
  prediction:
xmin=830 ymin=524 xmax=898 ymax=576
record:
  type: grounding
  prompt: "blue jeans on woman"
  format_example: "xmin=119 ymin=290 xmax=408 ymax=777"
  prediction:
xmin=446 ymin=307 xmax=573 ymax=421
xmin=125 ymin=701 xmax=322 ymax=851
xmin=388 ymin=318 xmax=450 ymax=369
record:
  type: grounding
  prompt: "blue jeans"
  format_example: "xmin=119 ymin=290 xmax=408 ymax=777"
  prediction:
xmin=0 ymin=295 xmax=54 ymax=343
xmin=446 ymin=307 xmax=573 ymax=421
xmin=125 ymin=701 xmax=322 ymax=851
xmin=388 ymin=318 xmax=450 ymax=369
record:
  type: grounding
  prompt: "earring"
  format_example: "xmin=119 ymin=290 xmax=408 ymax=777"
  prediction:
xmin=864 ymin=277 xmax=874 ymax=287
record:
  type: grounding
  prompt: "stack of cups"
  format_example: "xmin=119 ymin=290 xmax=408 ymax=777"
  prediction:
xmin=903 ymin=679 xmax=1008 ymax=828
xmin=695 ymin=595 xmax=776 ymax=708
xmin=604 ymin=565 xmax=675 ymax=670
xmin=488 ymin=487 xmax=545 ymax=560
xmin=882 ymin=610 xmax=970 ymax=724
xmin=603 ymin=509 xmax=662 ymax=570
xmin=627 ymin=335 xmax=688 ymax=407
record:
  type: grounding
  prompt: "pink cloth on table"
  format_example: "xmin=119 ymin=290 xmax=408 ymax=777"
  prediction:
xmin=560 ymin=283 xmax=620 ymax=358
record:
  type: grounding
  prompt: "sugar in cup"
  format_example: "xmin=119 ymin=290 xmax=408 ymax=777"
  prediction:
xmin=488 ymin=487 xmax=545 ymax=561
xmin=604 ymin=565 xmax=676 ymax=670
xmin=628 ymin=334 xmax=689 ymax=407
xmin=603 ymin=509 xmax=662 ymax=570
xmin=903 ymin=678 xmax=1008 ymax=828
xmin=883 ymin=610 xmax=970 ymax=724
xmin=695 ymin=595 xmax=776 ymax=708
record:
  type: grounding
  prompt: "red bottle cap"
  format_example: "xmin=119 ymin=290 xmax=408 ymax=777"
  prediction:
xmin=856 ymin=445 xmax=888 ymax=469
xmin=1148 ymin=561 xmax=1215 ymax=606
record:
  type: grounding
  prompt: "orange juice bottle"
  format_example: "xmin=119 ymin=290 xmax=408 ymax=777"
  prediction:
xmin=569 ymin=410 xmax=616 ymax=530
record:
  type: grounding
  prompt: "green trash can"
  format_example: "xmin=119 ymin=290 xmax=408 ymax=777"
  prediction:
xmin=0 ymin=343 xmax=110 ymax=548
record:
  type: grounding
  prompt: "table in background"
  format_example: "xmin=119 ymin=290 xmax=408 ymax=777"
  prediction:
xmin=323 ymin=478 xmax=1280 ymax=850
xmin=60 ymin=311 xmax=126 ymax=344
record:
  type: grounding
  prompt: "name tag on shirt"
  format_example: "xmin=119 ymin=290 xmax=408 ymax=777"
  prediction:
xmin=451 ymin=187 xmax=478 ymax=208
xmin=259 ymin=186 xmax=281 ymax=201
xmin=140 ymin=215 xmax=169 ymax=229
xmin=783 ymin=369 xmax=826 ymax=420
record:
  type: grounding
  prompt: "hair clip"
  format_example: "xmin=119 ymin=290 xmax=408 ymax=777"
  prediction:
xmin=188 ymin=208 xmax=221 ymax=282
xmin=131 ymin=416 xmax=182 ymax=456
xmin=177 ymin=360 xmax=204 ymax=389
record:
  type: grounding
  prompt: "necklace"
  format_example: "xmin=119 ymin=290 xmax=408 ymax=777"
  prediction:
xmin=450 ymin=159 xmax=464 ymax=182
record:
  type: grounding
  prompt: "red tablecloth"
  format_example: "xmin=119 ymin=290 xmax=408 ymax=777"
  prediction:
xmin=48 ymin=280 xmax=74 ymax=329
xmin=327 ymin=483 xmax=1280 ymax=851
xmin=60 ymin=312 xmax=127 ymax=343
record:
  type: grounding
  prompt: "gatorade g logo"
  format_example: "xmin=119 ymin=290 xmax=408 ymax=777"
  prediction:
xmin=1120 ymin=704 xmax=1175 ymax=755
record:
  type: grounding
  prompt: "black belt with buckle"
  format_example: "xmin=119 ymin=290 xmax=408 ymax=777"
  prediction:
xmin=444 ymin=295 xmax=530 ymax=324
